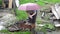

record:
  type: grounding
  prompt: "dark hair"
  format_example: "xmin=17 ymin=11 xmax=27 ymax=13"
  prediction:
xmin=26 ymin=10 xmax=35 ymax=15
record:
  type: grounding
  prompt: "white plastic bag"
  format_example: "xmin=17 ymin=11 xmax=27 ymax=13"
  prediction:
xmin=15 ymin=0 xmax=20 ymax=7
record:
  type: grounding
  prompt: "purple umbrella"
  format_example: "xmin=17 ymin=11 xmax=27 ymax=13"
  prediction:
xmin=18 ymin=3 xmax=40 ymax=11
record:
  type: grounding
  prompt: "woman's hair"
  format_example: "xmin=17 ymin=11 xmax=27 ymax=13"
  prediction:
xmin=26 ymin=10 xmax=35 ymax=15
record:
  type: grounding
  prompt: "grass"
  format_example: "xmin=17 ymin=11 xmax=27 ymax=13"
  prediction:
xmin=20 ymin=0 xmax=60 ymax=6
xmin=16 ymin=9 xmax=28 ymax=20
xmin=0 ymin=30 xmax=31 ymax=34
xmin=0 ymin=0 xmax=2 ymax=5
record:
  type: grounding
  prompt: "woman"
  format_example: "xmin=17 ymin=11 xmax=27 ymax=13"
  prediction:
xmin=26 ymin=10 xmax=37 ymax=28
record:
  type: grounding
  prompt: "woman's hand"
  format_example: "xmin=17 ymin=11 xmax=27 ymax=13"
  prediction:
xmin=29 ymin=15 xmax=32 ymax=19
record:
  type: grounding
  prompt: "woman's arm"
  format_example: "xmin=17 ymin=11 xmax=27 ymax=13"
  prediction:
xmin=29 ymin=11 xmax=36 ymax=19
xmin=27 ymin=11 xmax=36 ymax=19
xmin=31 ymin=11 xmax=36 ymax=16
xmin=27 ymin=13 xmax=33 ymax=19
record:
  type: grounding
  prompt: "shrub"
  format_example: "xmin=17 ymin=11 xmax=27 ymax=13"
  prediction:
xmin=16 ymin=9 xmax=28 ymax=20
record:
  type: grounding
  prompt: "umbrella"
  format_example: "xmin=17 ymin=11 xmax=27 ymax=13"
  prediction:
xmin=18 ymin=3 xmax=40 ymax=11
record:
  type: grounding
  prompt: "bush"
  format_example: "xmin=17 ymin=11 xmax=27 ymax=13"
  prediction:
xmin=0 ymin=0 xmax=2 ymax=5
xmin=16 ymin=9 xmax=28 ymax=20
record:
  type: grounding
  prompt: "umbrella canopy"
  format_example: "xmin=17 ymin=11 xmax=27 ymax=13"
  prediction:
xmin=18 ymin=3 xmax=40 ymax=11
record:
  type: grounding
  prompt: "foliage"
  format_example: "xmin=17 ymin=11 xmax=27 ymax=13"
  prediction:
xmin=20 ymin=0 xmax=60 ymax=6
xmin=20 ymin=0 xmax=35 ymax=4
xmin=16 ymin=9 xmax=28 ymax=20
xmin=35 ymin=23 xmax=55 ymax=34
xmin=0 ymin=29 xmax=30 ymax=34
xmin=0 ymin=0 xmax=2 ymax=5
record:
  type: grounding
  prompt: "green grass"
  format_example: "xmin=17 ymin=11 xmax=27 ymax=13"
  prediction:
xmin=0 ymin=30 xmax=31 ymax=34
xmin=20 ymin=0 xmax=35 ymax=4
xmin=16 ymin=9 xmax=28 ymax=20
xmin=0 ymin=0 xmax=2 ymax=5
xmin=20 ymin=0 xmax=60 ymax=6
